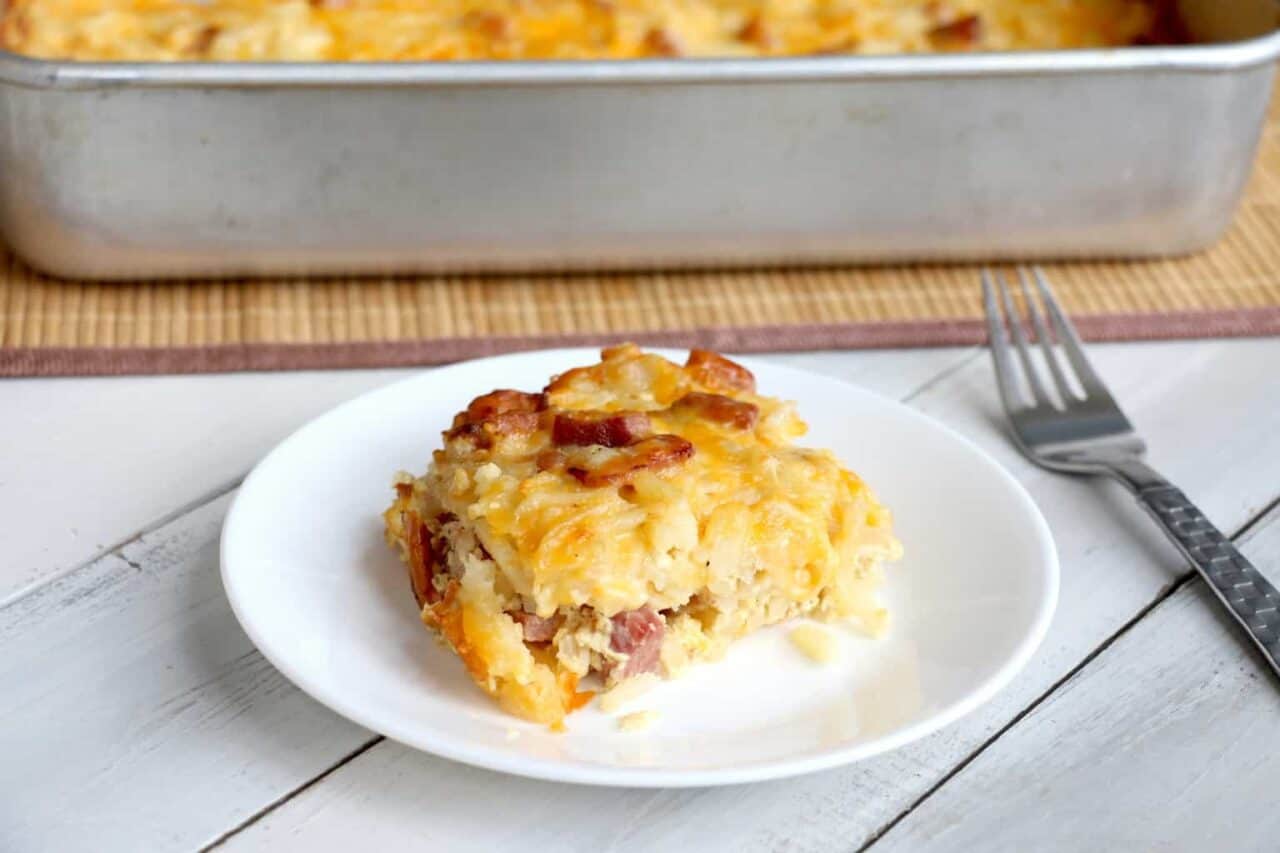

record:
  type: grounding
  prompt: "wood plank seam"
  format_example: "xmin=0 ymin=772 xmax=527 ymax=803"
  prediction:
xmin=857 ymin=491 xmax=1280 ymax=853
xmin=861 ymin=506 xmax=1280 ymax=852
xmin=199 ymin=734 xmax=385 ymax=853
xmin=0 ymin=472 xmax=247 ymax=611
xmin=897 ymin=349 xmax=983 ymax=404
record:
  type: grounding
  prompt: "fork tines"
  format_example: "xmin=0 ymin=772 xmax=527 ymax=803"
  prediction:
xmin=982 ymin=266 xmax=1110 ymax=413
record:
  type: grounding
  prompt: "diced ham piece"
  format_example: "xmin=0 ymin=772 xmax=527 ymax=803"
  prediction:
xmin=672 ymin=391 xmax=759 ymax=430
xmin=609 ymin=607 xmax=665 ymax=678
xmin=447 ymin=389 xmax=546 ymax=447
xmin=929 ymin=14 xmax=981 ymax=47
xmin=463 ymin=9 xmax=511 ymax=39
xmin=738 ymin=14 xmax=775 ymax=50
xmin=685 ymin=349 xmax=756 ymax=394
xmin=552 ymin=410 xmax=653 ymax=448
xmin=483 ymin=411 xmax=541 ymax=435
xmin=536 ymin=448 xmax=566 ymax=472
xmin=402 ymin=512 xmax=443 ymax=607
xmin=187 ymin=24 xmax=219 ymax=55
xmin=643 ymin=26 xmax=683 ymax=57
xmin=565 ymin=434 xmax=694 ymax=487
xmin=447 ymin=411 xmax=541 ymax=448
xmin=462 ymin=389 xmax=546 ymax=421
xmin=510 ymin=611 xmax=562 ymax=643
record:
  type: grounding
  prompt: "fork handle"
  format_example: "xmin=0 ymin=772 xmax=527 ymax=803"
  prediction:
xmin=1134 ymin=482 xmax=1280 ymax=676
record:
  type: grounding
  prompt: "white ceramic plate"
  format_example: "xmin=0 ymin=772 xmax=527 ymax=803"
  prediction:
xmin=221 ymin=348 xmax=1057 ymax=787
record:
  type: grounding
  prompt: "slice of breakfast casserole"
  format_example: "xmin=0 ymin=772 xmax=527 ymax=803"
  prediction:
xmin=384 ymin=345 xmax=901 ymax=728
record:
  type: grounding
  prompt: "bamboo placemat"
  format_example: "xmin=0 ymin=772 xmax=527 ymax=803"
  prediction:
xmin=2 ymin=103 xmax=1279 ymax=377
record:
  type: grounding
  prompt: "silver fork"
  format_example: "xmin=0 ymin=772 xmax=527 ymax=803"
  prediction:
xmin=983 ymin=266 xmax=1280 ymax=677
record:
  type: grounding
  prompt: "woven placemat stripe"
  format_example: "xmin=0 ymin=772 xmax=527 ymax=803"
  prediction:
xmin=5 ymin=307 xmax=1279 ymax=377
xmin=3 ymin=250 xmax=1279 ymax=349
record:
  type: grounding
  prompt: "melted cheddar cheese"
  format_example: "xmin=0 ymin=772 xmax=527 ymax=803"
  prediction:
xmin=3 ymin=0 xmax=1178 ymax=62
xmin=385 ymin=345 xmax=901 ymax=728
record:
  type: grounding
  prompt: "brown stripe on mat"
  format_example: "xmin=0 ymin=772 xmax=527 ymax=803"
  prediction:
xmin=5 ymin=307 xmax=1280 ymax=377
xmin=2 ymin=94 xmax=1279 ymax=377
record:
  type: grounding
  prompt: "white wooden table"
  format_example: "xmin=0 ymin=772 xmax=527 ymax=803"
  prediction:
xmin=4 ymin=339 xmax=1280 ymax=852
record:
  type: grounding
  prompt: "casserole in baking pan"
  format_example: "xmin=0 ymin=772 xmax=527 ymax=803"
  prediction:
xmin=2 ymin=0 xmax=1185 ymax=61
xmin=0 ymin=1 xmax=1275 ymax=279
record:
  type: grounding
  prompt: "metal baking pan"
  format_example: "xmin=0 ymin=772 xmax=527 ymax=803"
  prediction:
xmin=0 ymin=0 xmax=1277 ymax=280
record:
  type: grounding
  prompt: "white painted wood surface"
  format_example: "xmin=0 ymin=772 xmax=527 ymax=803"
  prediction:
xmin=0 ymin=368 xmax=411 ymax=605
xmin=2 ymin=339 xmax=1278 ymax=853
xmin=872 ymin=507 xmax=1280 ymax=853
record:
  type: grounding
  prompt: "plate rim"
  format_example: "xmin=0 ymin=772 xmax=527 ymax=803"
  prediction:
xmin=220 ymin=346 xmax=1059 ymax=788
